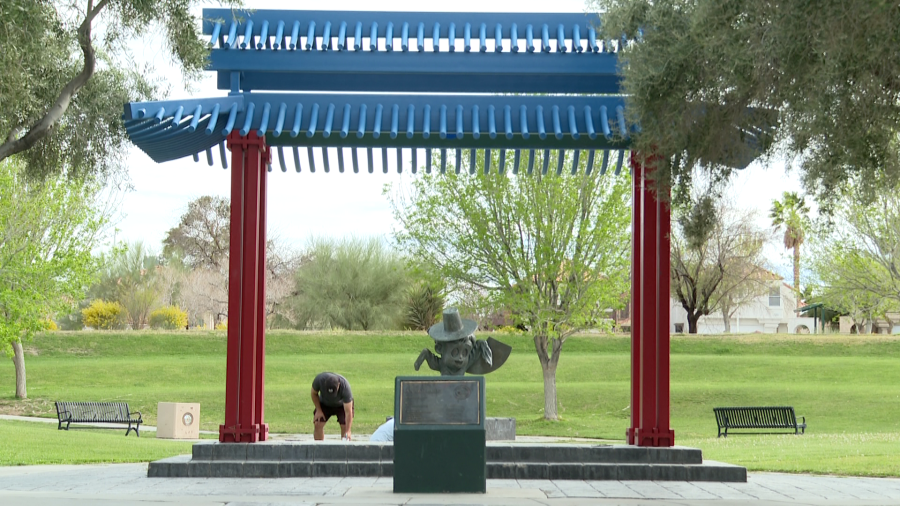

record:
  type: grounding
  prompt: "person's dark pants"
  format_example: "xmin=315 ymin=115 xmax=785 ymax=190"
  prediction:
xmin=314 ymin=402 xmax=354 ymax=425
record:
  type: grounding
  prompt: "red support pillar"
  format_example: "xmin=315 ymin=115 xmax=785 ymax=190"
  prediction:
xmin=254 ymin=143 xmax=269 ymax=442
xmin=219 ymin=131 xmax=270 ymax=443
xmin=628 ymin=152 xmax=675 ymax=447
xmin=627 ymin=161 xmax=642 ymax=445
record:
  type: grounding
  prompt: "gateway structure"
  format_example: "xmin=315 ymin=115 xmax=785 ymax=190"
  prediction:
xmin=125 ymin=9 xmax=765 ymax=447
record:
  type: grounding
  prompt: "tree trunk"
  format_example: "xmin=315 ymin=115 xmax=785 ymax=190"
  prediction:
xmin=687 ymin=313 xmax=700 ymax=334
xmin=12 ymin=340 xmax=27 ymax=399
xmin=721 ymin=302 xmax=732 ymax=333
xmin=534 ymin=331 xmax=562 ymax=421
xmin=793 ymin=245 xmax=801 ymax=295
xmin=542 ymin=363 xmax=559 ymax=420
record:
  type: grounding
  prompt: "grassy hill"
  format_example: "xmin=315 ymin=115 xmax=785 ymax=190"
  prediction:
xmin=1 ymin=330 xmax=898 ymax=475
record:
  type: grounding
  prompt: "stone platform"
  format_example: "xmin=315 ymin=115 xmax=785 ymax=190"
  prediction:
xmin=148 ymin=441 xmax=746 ymax=482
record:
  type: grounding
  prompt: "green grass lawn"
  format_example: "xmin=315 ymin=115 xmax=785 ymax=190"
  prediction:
xmin=1 ymin=330 xmax=899 ymax=475
xmin=0 ymin=419 xmax=194 ymax=465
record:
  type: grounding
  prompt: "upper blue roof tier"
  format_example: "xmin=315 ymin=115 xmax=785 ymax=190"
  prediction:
xmin=202 ymin=9 xmax=620 ymax=93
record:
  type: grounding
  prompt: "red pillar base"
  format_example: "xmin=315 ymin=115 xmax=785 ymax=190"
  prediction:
xmin=634 ymin=428 xmax=675 ymax=448
xmin=219 ymin=423 xmax=270 ymax=443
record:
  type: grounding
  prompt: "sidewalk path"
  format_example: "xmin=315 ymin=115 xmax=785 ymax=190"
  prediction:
xmin=0 ymin=414 xmax=219 ymax=435
xmin=1 ymin=415 xmax=604 ymax=442
xmin=1 ymin=463 xmax=899 ymax=506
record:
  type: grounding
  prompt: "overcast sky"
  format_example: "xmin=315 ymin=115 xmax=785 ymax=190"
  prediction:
xmin=116 ymin=0 xmax=804 ymax=279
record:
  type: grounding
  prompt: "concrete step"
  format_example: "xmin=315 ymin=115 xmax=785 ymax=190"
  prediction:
xmin=190 ymin=442 xmax=702 ymax=465
xmin=149 ymin=455 xmax=746 ymax=481
xmin=487 ymin=444 xmax=703 ymax=464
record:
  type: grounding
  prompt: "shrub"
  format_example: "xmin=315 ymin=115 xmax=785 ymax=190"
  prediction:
xmin=215 ymin=321 xmax=227 ymax=331
xmin=81 ymin=300 xmax=125 ymax=330
xmin=149 ymin=305 xmax=188 ymax=330
xmin=400 ymin=282 xmax=445 ymax=330
xmin=43 ymin=319 xmax=59 ymax=331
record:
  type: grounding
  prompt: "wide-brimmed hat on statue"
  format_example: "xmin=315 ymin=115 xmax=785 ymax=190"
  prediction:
xmin=427 ymin=308 xmax=477 ymax=342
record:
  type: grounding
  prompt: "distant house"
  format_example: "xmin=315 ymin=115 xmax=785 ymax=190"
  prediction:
xmin=670 ymin=278 xmax=815 ymax=334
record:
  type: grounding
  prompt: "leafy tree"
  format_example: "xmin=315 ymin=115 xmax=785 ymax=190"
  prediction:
xmin=0 ymin=160 xmax=103 ymax=398
xmin=0 ymin=0 xmax=239 ymax=181
xmin=389 ymin=150 xmax=631 ymax=420
xmin=671 ymin=195 xmax=769 ymax=334
xmin=770 ymin=192 xmax=810 ymax=294
xmin=594 ymin=1 xmax=900 ymax=211
xmin=810 ymin=186 xmax=900 ymax=332
xmin=98 ymin=241 xmax=161 ymax=329
xmin=163 ymin=196 xmax=231 ymax=270
xmin=290 ymin=237 xmax=408 ymax=331
xmin=178 ymin=267 xmax=228 ymax=328
xmin=162 ymin=195 xmax=302 ymax=328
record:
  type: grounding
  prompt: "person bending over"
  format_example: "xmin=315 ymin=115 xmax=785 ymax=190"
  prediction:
xmin=311 ymin=372 xmax=354 ymax=441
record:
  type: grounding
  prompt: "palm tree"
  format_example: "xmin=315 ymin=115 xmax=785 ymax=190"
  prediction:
xmin=769 ymin=192 xmax=810 ymax=295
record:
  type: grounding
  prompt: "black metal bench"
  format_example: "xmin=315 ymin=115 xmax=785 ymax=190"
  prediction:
xmin=55 ymin=401 xmax=143 ymax=436
xmin=714 ymin=406 xmax=805 ymax=437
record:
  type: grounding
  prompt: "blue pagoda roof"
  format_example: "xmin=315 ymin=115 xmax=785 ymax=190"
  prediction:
xmin=201 ymin=10 xmax=620 ymax=94
xmin=124 ymin=92 xmax=630 ymax=170
xmin=123 ymin=9 xmax=766 ymax=172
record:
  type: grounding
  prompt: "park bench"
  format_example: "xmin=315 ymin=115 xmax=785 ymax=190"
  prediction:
xmin=714 ymin=406 xmax=806 ymax=438
xmin=55 ymin=401 xmax=143 ymax=436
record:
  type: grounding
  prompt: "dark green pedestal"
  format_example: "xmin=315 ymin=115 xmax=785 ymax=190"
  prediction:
xmin=393 ymin=376 xmax=486 ymax=493
xmin=393 ymin=428 xmax=486 ymax=493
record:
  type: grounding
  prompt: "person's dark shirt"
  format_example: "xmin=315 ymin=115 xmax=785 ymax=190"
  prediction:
xmin=312 ymin=372 xmax=353 ymax=407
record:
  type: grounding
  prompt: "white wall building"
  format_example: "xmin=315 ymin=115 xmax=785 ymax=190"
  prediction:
xmin=671 ymin=280 xmax=816 ymax=334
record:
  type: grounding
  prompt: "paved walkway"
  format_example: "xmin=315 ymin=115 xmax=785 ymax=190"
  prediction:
xmin=1 ymin=463 xmax=900 ymax=506
xmin=0 ymin=415 xmax=604 ymax=442
xmin=0 ymin=414 xmax=218 ymax=435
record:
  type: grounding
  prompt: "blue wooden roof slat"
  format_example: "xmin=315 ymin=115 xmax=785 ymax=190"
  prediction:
xmin=210 ymin=51 xmax=620 ymax=94
xmin=123 ymin=96 xmax=243 ymax=122
xmin=599 ymin=149 xmax=610 ymax=174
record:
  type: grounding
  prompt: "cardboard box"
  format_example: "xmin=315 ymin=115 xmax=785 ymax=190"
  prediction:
xmin=156 ymin=402 xmax=200 ymax=439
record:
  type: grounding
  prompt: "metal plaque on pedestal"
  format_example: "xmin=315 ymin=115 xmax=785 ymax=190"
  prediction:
xmin=393 ymin=376 xmax=486 ymax=493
